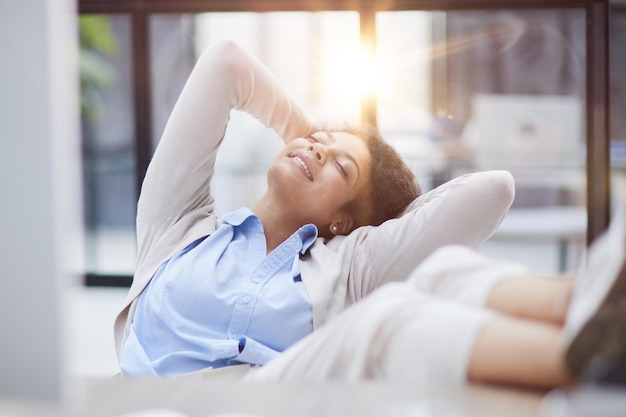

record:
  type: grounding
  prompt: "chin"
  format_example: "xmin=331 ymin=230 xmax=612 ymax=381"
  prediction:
xmin=265 ymin=167 xmax=299 ymax=201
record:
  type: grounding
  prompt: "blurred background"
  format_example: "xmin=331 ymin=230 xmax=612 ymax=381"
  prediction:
xmin=79 ymin=5 xmax=625 ymax=281
xmin=2 ymin=0 xmax=624 ymax=391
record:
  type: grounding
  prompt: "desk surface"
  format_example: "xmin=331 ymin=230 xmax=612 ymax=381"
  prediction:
xmin=2 ymin=378 xmax=625 ymax=417
xmin=492 ymin=206 xmax=587 ymax=241
xmin=0 ymin=379 xmax=543 ymax=417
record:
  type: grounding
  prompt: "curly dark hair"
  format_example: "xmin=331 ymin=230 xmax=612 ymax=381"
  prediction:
xmin=330 ymin=125 xmax=421 ymax=229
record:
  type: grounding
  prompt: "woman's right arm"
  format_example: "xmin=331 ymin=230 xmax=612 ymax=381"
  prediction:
xmin=136 ymin=41 xmax=314 ymax=242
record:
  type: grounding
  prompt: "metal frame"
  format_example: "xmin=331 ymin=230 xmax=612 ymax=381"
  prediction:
xmin=79 ymin=0 xmax=610 ymax=285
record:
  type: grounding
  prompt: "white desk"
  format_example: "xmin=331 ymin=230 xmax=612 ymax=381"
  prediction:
xmin=2 ymin=378 xmax=625 ymax=417
xmin=0 ymin=379 xmax=544 ymax=417
xmin=488 ymin=206 xmax=587 ymax=273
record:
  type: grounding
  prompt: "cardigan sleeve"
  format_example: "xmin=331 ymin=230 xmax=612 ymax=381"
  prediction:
xmin=135 ymin=40 xmax=314 ymax=261
xmin=346 ymin=170 xmax=516 ymax=299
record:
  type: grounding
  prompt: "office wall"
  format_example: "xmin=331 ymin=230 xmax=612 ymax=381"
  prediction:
xmin=0 ymin=0 xmax=81 ymax=402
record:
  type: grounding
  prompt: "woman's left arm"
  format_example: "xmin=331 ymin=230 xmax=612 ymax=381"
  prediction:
xmin=348 ymin=170 xmax=516 ymax=296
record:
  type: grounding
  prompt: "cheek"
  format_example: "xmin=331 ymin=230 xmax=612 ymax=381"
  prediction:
xmin=316 ymin=178 xmax=352 ymax=206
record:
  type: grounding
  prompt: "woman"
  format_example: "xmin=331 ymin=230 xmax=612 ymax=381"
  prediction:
xmin=116 ymin=41 xmax=625 ymax=387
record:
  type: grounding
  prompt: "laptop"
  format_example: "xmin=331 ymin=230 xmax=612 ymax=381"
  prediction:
xmin=469 ymin=94 xmax=584 ymax=173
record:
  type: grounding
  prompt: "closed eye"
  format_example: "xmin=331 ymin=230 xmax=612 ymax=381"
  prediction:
xmin=334 ymin=160 xmax=347 ymax=178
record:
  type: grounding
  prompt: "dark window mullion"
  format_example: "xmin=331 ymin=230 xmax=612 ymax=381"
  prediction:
xmin=132 ymin=11 xmax=152 ymax=202
xmin=586 ymin=0 xmax=611 ymax=243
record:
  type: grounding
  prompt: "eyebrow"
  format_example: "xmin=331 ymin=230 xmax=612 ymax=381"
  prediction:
xmin=321 ymin=131 xmax=361 ymax=184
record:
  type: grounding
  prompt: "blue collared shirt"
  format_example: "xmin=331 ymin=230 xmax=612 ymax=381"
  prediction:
xmin=120 ymin=208 xmax=317 ymax=376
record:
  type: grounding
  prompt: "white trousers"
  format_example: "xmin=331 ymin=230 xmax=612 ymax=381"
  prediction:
xmin=241 ymin=245 xmax=531 ymax=384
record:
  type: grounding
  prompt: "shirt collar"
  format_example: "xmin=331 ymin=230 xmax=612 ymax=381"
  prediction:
xmin=223 ymin=208 xmax=318 ymax=254
xmin=223 ymin=207 xmax=256 ymax=227
xmin=297 ymin=224 xmax=318 ymax=254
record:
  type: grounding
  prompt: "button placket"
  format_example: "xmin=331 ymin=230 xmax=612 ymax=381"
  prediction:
xmin=226 ymin=225 xmax=307 ymax=343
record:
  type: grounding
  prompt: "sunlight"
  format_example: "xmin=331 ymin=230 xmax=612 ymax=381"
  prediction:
xmin=321 ymin=46 xmax=381 ymax=103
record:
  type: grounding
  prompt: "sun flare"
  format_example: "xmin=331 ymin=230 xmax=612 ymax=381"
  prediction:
xmin=321 ymin=46 xmax=381 ymax=102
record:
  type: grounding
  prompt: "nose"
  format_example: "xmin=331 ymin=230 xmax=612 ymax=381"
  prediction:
xmin=308 ymin=142 xmax=326 ymax=164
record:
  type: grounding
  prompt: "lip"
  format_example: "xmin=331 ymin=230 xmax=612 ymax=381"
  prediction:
xmin=289 ymin=151 xmax=314 ymax=181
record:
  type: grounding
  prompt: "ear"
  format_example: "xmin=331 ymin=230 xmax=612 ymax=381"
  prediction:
xmin=330 ymin=215 xmax=354 ymax=235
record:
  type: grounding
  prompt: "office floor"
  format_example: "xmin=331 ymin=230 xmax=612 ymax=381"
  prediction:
xmin=68 ymin=285 xmax=127 ymax=378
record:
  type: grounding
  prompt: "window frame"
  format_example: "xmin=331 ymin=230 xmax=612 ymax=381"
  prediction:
xmin=78 ymin=0 xmax=610 ymax=285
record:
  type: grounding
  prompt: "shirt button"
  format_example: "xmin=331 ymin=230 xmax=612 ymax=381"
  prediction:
xmin=242 ymin=295 xmax=251 ymax=304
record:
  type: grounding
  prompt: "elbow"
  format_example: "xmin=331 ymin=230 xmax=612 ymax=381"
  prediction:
xmin=467 ymin=169 xmax=516 ymax=220
xmin=203 ymin=39 xmax=246 ymax=60
xmin=196 ymin=39 xmax=249 ymax=78
xmin=491 ymin=170 xmax=516 ymax=210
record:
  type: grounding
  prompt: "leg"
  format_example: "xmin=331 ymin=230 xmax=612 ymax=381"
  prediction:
xmin=244 ymin=282 xmax=491 ymax=384
xmin=411 ymin=245 xmax=572 ymax=324
xmin=410 ymin=212 xmax=626 ymax=384
xmin=244 ymin=282 xmax=570 ymax=389
xmin=486 ymin=276 xmax=572 ymax=325
xmin=468 ymin=317 xmax=572 ymax=389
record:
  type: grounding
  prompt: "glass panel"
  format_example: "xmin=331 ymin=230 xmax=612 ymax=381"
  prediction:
xmin=79 ymin=14 xmax=137 ymax=275
xmin=376 ymin=11 xmax=434 ymax=187
xmin=150 ymin=12 xmax=361 ymax=214
xmin=377 ymin=10 xmax=587 ymax=273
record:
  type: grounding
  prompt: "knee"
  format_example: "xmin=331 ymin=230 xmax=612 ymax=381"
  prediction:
xmin=344 ymin=282 xmax=419 ymax=326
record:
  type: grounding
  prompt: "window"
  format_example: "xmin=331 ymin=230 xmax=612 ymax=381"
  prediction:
xmin=78 ymin=0 xmax=611 ymax=282
xmin=80 ymin=14 xmax=137 ymax=276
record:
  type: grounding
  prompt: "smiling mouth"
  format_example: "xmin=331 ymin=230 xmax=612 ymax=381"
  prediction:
xmin=292 ymin=155 xmax=313 ymax=181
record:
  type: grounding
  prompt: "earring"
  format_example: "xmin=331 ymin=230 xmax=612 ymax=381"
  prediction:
xmin=331 ymin=225 xmax=338 ymax=233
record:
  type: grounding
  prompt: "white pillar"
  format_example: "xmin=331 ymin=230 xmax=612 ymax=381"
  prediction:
xmin=0 ymin=0 xmax=82 ymax=402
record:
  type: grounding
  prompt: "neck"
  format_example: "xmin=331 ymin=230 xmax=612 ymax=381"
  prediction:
xmin=251 ymin=193 xmax=302 ymax=254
